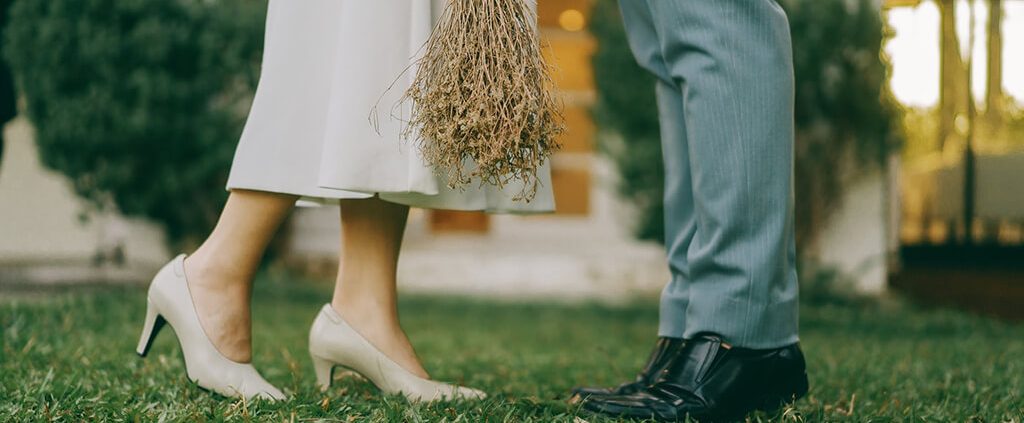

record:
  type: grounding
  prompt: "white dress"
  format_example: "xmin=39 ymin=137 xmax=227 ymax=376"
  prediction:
xmin=226 ymin=0 xmax=555 ymax=213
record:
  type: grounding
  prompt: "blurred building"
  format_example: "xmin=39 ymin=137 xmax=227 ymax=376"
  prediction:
xmin=890 ymin=0 xmax=1024 ymax=246
xmin=885 ymin=0 xmax=1024 ymax=319
xmin=286 ymin=0 xmax=931 ymax=298
xmin=286 ymin=0 xmax=673 ymax=302
xmin=6 ymin=0 xmax=1019 ymax=304
xmin=0 ymin=0 xmax=671 ymax=300
xmin=0 ymin=116 xmax=170 ymax=288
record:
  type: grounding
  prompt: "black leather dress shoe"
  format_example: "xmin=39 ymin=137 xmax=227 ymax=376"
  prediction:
xmin=570 ymin=337 xmax=685 ymax=399
xmin=581 ymin=333 xmax=809 ymax=422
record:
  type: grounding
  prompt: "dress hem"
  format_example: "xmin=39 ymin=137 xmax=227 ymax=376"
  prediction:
xmin=224 ymin=184 xmax=556 ymax=215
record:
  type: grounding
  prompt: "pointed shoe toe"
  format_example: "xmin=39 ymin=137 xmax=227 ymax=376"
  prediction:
xmin=454 ymin=386 xmax=488 ymax=400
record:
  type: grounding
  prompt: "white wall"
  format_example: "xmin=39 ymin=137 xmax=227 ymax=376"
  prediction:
xmin=808 ymin=166 xmax=894 ymax=294
xmin=286 ymin=156 xmax=671 ymax=303
xmin=0 ymin=117 xmax=169 ymax=275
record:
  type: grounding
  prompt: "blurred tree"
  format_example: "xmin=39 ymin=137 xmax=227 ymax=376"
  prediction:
xmin=3 ymin=0 xmax=267 ymax=249
xmin=590 ymin=0 xmax=903 ymax=246
xmin=589 ymin=1 xmax=663 ymax=242
xmin=937 ymin=0 xmax=969 ymax=152
xmin=984 ymin=0 xmax=1003 ymax=130
xmin=0 ymin=0 xmax=15 ymax=169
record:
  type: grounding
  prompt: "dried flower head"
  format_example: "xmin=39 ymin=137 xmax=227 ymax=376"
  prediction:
xmin=401 ymin=0 xmax=564 ymax=202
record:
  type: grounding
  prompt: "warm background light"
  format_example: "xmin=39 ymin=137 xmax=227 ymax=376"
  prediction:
xmin=887 ymin=0 xmax=1024 ymax=107
xmin=558 ymin=9 xmax=586 ymax=32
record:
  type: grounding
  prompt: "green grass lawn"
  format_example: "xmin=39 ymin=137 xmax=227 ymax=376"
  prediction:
xmin=2 ymin=270 xmax=1023 ymax=422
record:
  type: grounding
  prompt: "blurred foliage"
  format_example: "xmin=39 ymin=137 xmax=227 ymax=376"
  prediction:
xmin=1006 ymin=103 xmax=1024 ymax=148
xmin=979 ymin=96 xmax=1024 ymax=153
xmin=902 ymin=107 xmax=943 ymax=161
xmin=903 ymin=102 xmax=1024 ymax=164
xmin=0 ymin=0 xmax=15 ymax=127
xmin=589 ymin=2 xmax=662 ymax=242
xmin=3 ymin=0 xmax=267 ymax=249
xmin=590 ymin=0 xmax=904 ymax=246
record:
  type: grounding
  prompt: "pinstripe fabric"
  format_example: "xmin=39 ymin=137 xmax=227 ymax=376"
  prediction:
xmin=620 ymin=0 xmax=799 ymax=348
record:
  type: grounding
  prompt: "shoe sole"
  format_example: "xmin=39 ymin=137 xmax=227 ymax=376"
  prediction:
xmin=577 ymin=372 xmax=810 ymax=422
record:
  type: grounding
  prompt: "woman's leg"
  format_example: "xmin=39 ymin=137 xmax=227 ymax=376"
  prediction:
xmin=184 ymin=189 xmax=298 ymax=363
xmin=332 ymin=197 xmax=429 ymax=379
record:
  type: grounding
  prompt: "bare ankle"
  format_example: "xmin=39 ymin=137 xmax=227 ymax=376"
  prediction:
xmin=182 ymin=255 xmax=254 ymax=363
xmin=184 ymin=255 xmax=251 ymax=291
xmin=332 ymin=298 xmax=399 ymax=327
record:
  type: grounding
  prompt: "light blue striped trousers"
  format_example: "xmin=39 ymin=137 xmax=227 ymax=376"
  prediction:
xmin=619 ymin=0 xmax=800 ymax=348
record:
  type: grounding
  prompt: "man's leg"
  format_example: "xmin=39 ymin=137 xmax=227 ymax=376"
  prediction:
xmin=648 ymin=0 xmax=799 ymax=349
xmin=580 ymin=2 xmax=807 ymax=419
xmin=567 ymin=3 xmax=694 ymax=399
xmin=656 ymin=79 xmax=696 ymax=339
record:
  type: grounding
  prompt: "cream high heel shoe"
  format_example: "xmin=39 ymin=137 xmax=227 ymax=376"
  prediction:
xmin=308 ymin=304 xmax=486 ymax=402
xmin=136 ymin=254 xmax=286 ymax=401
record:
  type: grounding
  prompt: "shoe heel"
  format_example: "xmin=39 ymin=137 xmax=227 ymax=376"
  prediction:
xmin=311 ymin=354 xmax=335 ymax=391
xmin=760 ymin=371 xmax=810 ymax=413
xmin=793 ymin=372 xmax=810 ymax=399
xmin=136 ymin=300 xmax=166 ymax=357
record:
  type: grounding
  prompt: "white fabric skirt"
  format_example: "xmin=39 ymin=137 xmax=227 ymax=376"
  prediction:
xmin=226 ymin=0 xmax=555 ymax=213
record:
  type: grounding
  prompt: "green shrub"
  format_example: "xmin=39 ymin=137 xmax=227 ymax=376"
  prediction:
xmin=590 ymin=0 xmax=904 ymax=246
xmin=4 ymin=0 xmax=267 ymax=249
xmin=589 ymin=1 xmax=664 ymax=242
